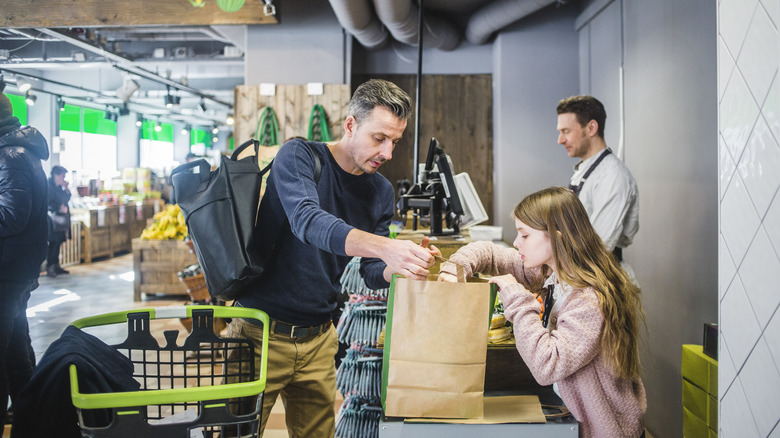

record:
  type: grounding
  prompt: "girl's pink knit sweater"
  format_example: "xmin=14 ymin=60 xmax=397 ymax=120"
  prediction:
xmin=443 ymin=241 xmax=646 ymax=438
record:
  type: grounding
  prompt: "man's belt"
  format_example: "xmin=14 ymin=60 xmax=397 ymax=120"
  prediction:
xmin=270 ymin=319 xmax=332 ymax=339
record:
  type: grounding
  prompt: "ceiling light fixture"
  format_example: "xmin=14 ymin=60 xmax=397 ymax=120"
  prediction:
xmin=57 ymin=96 xmax=65 ymax=112
xmin=25 ymin=91 xmax=36 ymax=106
xmin=181 ymin=125 xmax=189 ymax=135
xmin=17 ymin=77 xmax=32 ymax=93
xmin=212 ymin=125 xmax=219 ymax=134
xmin=155 ymin=120 xmax=162 ymax=132
xmin=115 ymin=77 xmax=140 ymax=102
xmin=226 ymin=114 xmax=234 ymax=125
xmin=136 ymin=115 xmax=143 ymax=127
xmin=165 ymin=86 xmax=174 ymax=108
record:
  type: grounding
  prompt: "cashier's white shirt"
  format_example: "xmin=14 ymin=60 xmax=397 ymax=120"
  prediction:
xmin=570 ymin=148 xmax=639 ymax=284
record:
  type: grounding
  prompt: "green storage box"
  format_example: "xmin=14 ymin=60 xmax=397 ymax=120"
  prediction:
xmin=682 ymin=344 xmax=718 ymax=395
xmin=682 ymin=378 xmax=717 ymax=429
xmin=683 ymin=406 xmax=709 ymax=438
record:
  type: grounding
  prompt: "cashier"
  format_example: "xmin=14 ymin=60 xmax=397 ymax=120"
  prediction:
xmin=556 ymin=95 xmax=639 ymax=281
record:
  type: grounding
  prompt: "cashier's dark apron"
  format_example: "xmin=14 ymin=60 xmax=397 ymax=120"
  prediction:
xmin=567 ymin=148 xmax=623 ymax=262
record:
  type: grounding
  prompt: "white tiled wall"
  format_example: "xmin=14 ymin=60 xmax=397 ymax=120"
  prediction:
xmin=719 ymin=0 xmax=780 ymax=436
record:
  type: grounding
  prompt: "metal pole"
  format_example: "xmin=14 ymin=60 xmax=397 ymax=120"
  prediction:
xmin=413 ymin=0 xmax=424 ymax=185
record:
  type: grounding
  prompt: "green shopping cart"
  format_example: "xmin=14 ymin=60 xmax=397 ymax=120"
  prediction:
xmin=68 ymin=305 xmax=268 ymax=437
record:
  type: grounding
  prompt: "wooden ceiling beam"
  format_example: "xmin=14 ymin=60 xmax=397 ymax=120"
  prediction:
xmin=2 ymin=0 xmax=278 ymax=28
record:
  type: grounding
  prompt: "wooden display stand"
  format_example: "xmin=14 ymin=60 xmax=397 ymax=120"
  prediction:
xmin=79 ymin=201 xmax=161 ymax=263
xmin=132 ymin=238 xmax=197 ymax=301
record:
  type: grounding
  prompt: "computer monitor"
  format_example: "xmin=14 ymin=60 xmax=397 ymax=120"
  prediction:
xmin=453 ymin=172 xmax=488 ymax=229
xmin=397 ymin=138 xmax=488 ymax=236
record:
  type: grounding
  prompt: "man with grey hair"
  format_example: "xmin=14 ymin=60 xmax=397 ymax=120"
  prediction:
xmin=0 ymin=91 xmax=49 ymax=428
xmin=228 ymin=79 xmax=438 ymax=437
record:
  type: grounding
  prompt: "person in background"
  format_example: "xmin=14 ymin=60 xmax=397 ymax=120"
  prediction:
xmin=0 ymin=92 xmax=49 ymax=428
xmin=227 ymin=79 xmax=439 ymax=437
xmin=556 ymin=95 xmax=639 ymax=280
xmin=439 ymin=187 xmax=646 ymax=438
xmin=46 ymin=165 xmax=71 ymax=277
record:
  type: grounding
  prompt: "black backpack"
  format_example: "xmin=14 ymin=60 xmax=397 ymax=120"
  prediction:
xmin=170 ymin=139 xmax=320 ymax=300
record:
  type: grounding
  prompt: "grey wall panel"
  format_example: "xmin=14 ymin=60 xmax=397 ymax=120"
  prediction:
xmin=351 ymin=40 xmax=493 ymax=75
xmin=493 ymin=5 xmax=580 ymax=242
xmin=622 ymin=1 xmax=718 ymax=437
xmin=586 ymin=1 xmax=622 ymax=152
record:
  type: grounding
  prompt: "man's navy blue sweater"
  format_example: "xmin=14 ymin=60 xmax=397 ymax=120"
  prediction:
xmin=236 ymin=139 xmax=392 ymax=326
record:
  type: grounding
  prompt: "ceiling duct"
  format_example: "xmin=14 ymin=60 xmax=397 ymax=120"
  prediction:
xmin=465 ymin=0 xmax=559 ymax=45
xmin=328 ymin=0 xmax=389 ymax=50
xmin=330 ymin=0 xmax=565 ymax=51
xmin=329 ymin=0 xmax=459 ymax=51
xmin=371 ymin=0 xmax=459 ymax=51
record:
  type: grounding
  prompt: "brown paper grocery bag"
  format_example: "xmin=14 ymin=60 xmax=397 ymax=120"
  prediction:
xmin=381 ymin=275 xmax=496 ymax=419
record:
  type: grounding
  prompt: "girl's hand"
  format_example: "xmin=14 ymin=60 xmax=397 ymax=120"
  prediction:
xmin=488 ymin=274 xmax=519 ymax=290
xmin=437 ymin=271 xmax=458 ymax=282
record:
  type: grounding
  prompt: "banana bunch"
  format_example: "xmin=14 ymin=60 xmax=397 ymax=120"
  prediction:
xmin=141 ymin=204 xmax=188 ymax=240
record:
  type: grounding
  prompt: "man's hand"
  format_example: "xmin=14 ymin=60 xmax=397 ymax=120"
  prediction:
xmin=345 ymin=229 xmax=439 ymax=282
xmin=380 ymin=238 xmax=435 ymax=281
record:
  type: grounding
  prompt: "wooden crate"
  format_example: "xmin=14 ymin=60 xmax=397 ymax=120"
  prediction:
xmin=132 ymin=238 xmax=198 ymax=301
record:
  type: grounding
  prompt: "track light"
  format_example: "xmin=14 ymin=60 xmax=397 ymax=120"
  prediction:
xmin=212 ymin=136 xmax=219 ymax=143
xmin=17 ymin=77 xmax=31 ymax=93
xmin=115 ymin=77 xmax=139 ymax=102
xmin=181 ymin=125 xmax=189 ymax=135
xmin=212 ymin=125 xmax=219 ymax=135
xmin=226 ymin=114 xmax=234 ymax=125
xmin=165 ymin=86 xmax=173 ymax=108
xmin=136 ymin=115 xmax=143 ymax=127
xmin=57 ymin=96 xmax=65 ymax=112
xmin=25 ymin=91 xmax=36 ymax=106
xmin=155 ymin=121 xmax=162 ymax=132
xmin=104 ymin=108 xmax=114 ymax=120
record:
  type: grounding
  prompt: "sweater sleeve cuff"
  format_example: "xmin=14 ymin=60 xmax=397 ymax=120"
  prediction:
xmin=328 ymin=222 xmax=354 ymax=256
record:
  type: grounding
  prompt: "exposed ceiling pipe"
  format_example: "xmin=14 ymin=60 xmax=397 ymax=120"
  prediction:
xmin=96 ymin=26 xmax=234 ymax=44
xmin=33 ymin=27 xmax=233 ymax=108
xmin=7 ymin=28 xmax=60 ymax=42
xmin=372 ymin=0 xmax=459 ymax=51
xmin=465 ymin=0 xmax=559 ymax=45
xmin=328 ymin=0 xmax=389 ymax=50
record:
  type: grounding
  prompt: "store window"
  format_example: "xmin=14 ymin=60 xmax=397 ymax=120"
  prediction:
xmin=59 ymin=105 xmax=118 ymax=183
xmin=190 ymin=128 xmax=211 ymax=156
xmin=139 ymin=120 xmax=176 ymax=174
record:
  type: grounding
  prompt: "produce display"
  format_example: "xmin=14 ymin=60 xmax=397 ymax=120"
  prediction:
xmin=140 ymin=204 xmax=188 ymax=240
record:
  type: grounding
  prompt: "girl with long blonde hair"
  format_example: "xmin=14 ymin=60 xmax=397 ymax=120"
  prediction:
xmin=439 ymin=186 xmax=646 ymax=438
